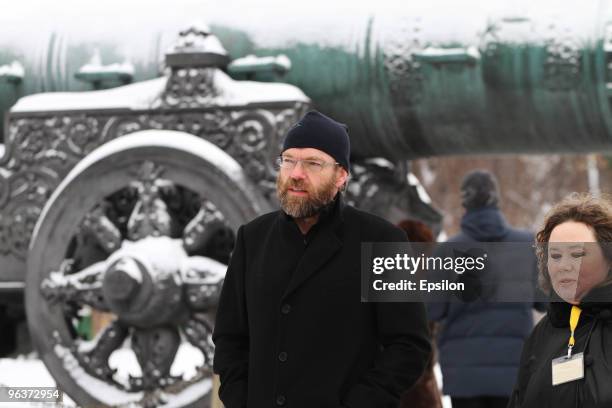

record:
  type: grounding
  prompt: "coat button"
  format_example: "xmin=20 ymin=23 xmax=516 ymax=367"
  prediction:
xmin=278 ymin=351 xmax=288 ymax=362
xmin=281 ymin=304 xmax=291 ymax=314
xmin=276 ymin=394 xmax=286 ymax=406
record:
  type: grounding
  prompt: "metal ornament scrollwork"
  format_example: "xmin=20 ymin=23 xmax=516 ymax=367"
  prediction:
xmin=8 ymin=168 xmax=56 ymax=204
xmin=5 ymin=205 xmax=41 ymax=257
xmin=8 ymin=118 xmax=67 ymax=168
xmin=1 ymin=99 xmax=306 ymax=261
xmin=381 ymin=17 xmax=425 ymax=106
xmin=0 ymin=213 xmax=7 ymax=254
xmin=160 ymin=68 xmax=219 ymax=109
xmin=0 ymin=172 xmax=8 ymax=208
xmin=0 ymin=168 xmax=57 ymax=257
xmin=542 ymin=25 xmax=582 ymax=91
xmin=63 ymin=116 xmax=101 ymax=156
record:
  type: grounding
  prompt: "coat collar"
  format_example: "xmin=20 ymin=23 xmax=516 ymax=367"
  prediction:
xmin=548 ymin=284 xmax=612 ymax=328
xmin=279 ymin=194 xmax=345 ymax=299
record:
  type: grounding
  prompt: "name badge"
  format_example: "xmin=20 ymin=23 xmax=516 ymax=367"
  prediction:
xmin=552 ymin=352 xmax=584 ymax=386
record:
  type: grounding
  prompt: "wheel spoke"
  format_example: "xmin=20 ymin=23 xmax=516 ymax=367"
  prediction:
xmin=182 ymin=256 xmax=226 ymax=311
xmin=129 ymin=327 xmax=182 ymax=391
xmin=182 ymin=316 xmax=215 ymax=367
xmin=82 ymin=205 xmax=122 ymax=253
xmin=182 ymin=201 xmax=227 ymax=252
xmin=74 ymin=319 xmax=128 ymax=385
xmin=41 ymin=260 xmax=110 ymax=311
xmin=127 ymin=161 xmax=173 ymax=240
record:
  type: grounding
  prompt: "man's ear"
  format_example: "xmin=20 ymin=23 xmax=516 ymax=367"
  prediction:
xmin=335 ymin=168 xmax=348 ymax=189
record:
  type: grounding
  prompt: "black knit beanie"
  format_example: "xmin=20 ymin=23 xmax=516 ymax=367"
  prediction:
xmin=460 ymin=169 xmax=500 ymax=209
xmin=282 ymin=111 xmax=350 ymax=172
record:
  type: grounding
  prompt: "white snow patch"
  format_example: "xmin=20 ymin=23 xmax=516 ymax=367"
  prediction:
xmin=169 ymin=342 xmax=205 ymax=379
xmin=407 ymin=172 xmax=432 ymax=204
xmin=0 ymin=61 xmax=24 ymax=79
xmin=365 ymin=157 xmax=394 ymax=169
xmin=415 ymin=46 xmax=480 ymax=60
xmin=0 ymin=357 xmax=57 ymax=387
xmin=168 ymin=25 xmax=227 ymax=56
xmin=108 ymin=347 xmax=143 ymax=386
xmin=12 ymin=68 xmax=307 ymax=113
xmin=12 ymin=77 xmax=167 ymax=113
xmin=78 ymin=49 xmax=134 ymax=75
xmin=0 ymin=357 xmax=77 ymax=407
xmin=229 ymin=54 xmax=291 ymax=71
xmin=106 ymin=236 xmax=187 ymax=284
xmin=210 ymin=69 xmax=308 ymax=105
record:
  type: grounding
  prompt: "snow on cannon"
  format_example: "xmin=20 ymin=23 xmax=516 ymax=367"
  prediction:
xmin=0 ymin=25 xmax=436 ymax=407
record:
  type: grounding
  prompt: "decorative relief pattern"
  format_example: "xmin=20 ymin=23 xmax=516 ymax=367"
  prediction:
xmin=380 ymin=17 xmax=426 ymax=106
xmin=0 ymin=102 xmax=308 ymax=260
xmin=0 ymin=171 xmax=8 ymax=208
xmin=64 ymin=116 xmax=101 ymax=156
xmin=1 ymin=53 xmax=308 ymax=262
xmin=158 ymin=68 xmax=219 ymax=109
xmin=5 ymin=205 xmax=41 ymax=257
xmin=8 ymin=118 xmax=67 ymax=168
xmin=542 ymin=27 xmax=582 ymax=91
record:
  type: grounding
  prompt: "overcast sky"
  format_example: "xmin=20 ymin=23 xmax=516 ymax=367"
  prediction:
xmin=0 ymin=0 xmax=607 ymax=61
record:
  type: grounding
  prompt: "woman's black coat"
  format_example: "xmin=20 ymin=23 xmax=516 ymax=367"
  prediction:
xmin=509 ymin=287 xmax=612 ymax=408
xmin=212 ymin=198 xmax=431 ymax=408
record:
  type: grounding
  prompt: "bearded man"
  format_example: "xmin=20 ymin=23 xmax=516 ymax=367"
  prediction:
xmin=212 ymin=111 xmax=431 ymax=408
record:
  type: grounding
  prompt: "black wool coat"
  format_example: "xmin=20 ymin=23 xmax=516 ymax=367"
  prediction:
xmin=212 ymin=197 xmax=431 ymax=408
xmin=508 ymin=286 xmax=612 ymax=408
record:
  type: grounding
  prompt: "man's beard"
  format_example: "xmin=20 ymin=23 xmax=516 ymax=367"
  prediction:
xmin=276 ymin=173 xmax=338 ymax=219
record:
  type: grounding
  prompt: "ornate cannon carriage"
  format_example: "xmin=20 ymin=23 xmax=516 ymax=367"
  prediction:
xmin=4 ymin=3 xmax=612 ymax=405
xmin=0 ymin=26 xmax=435 ymax=407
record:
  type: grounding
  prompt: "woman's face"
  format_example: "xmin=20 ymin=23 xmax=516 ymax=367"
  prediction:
xmin=548 ymin=221 xmax=610 ymax=304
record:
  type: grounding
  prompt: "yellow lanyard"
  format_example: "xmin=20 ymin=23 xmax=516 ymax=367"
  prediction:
xmin=567 ymin=305 xmax=582 ymax=358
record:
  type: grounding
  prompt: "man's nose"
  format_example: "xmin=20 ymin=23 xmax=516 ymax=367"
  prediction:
xmin=289 ymin=161 xmax=307 ymax=179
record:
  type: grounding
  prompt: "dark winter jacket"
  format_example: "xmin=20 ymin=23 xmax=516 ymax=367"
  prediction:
xmin=508 ymin=286 xmax=612 ymax=408
xmin=427 ymin=206 xmax=542 ymax=397
xmin=212 ymin=196 xmax=431 ymax=408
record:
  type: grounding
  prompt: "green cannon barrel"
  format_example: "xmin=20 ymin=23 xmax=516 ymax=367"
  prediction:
xmin=1 ymin=1 xmax=612 ymax=159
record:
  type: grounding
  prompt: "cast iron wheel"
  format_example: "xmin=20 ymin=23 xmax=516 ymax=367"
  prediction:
xmin=26 ymin=130 xmax=270 ymax=408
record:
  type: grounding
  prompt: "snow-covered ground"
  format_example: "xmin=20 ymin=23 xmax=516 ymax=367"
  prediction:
xmin=0 ymin=355 xmax=451 ymax=408
xmin=0 ymin=355 xmax=76 ymax=407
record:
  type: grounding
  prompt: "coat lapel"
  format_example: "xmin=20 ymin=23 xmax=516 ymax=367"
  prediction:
xmin=281 ymin=196 xmax=345 ymax=299
xmin=282 ymin=226 xmax=342 ymax=299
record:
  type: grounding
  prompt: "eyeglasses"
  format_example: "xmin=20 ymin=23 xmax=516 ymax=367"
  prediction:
xmin=276 ymin=156 xmax=340 ymax=173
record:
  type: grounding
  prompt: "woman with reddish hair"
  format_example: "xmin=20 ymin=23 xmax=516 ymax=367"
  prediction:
xmin=509 ymin=193 xmax=612 ymax=407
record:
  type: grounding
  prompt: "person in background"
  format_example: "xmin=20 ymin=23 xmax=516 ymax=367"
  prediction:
xmin=397 ymin=219 xmax=444 ymax=408
xmin=427 ymin=169 xmax=544 ymax=408
xmin=508 ymin=193 xmax=612 ymax=407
